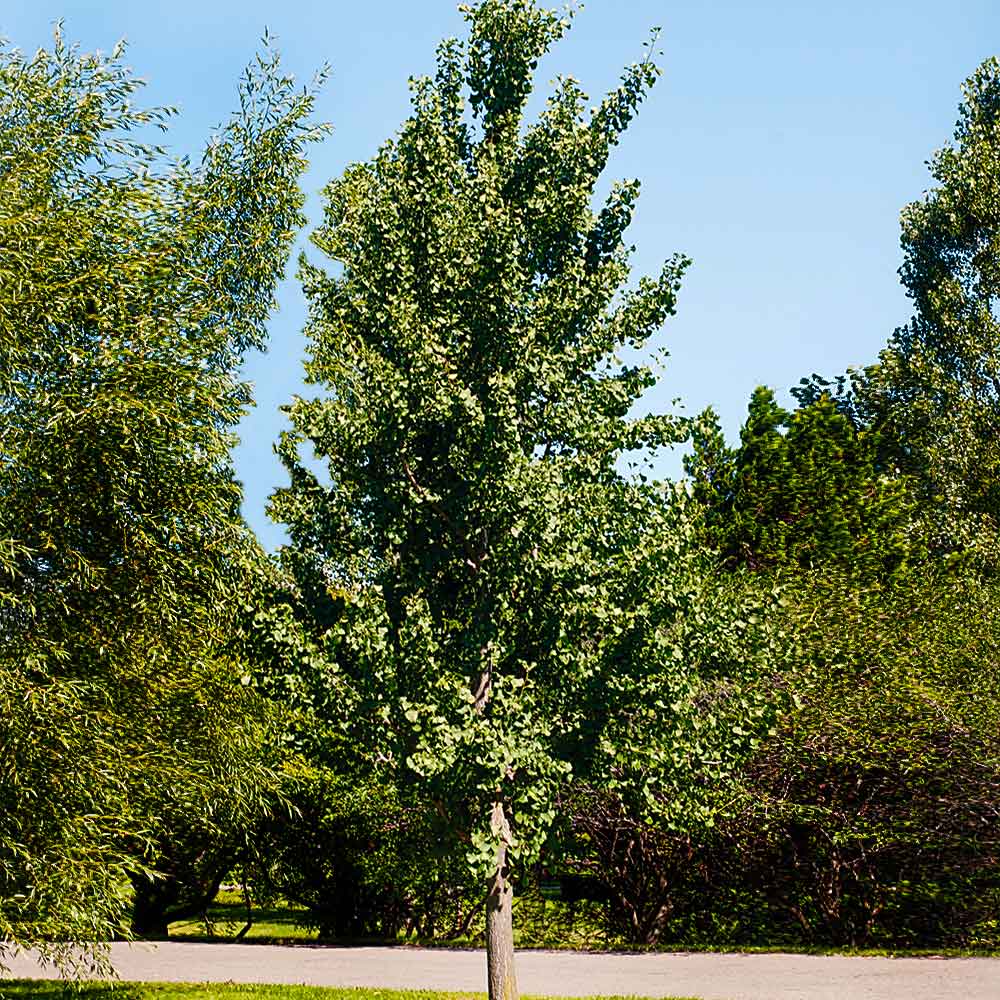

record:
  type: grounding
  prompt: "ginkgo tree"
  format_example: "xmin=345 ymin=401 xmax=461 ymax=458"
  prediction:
xmin=271 ymin=2 xmax=779 ymax=996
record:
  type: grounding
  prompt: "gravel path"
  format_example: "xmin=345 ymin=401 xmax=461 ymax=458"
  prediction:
xmin=4 ymin=942 xmax=999 ymax=1000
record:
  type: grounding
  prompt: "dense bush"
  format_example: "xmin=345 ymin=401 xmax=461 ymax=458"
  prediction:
xmin=737 ymin=569 xmax=1000 ymax=948
xmin=557 ymin=569 xmax=1000 ymax=949
xmin=252 ymin=768 xmax=480 ymax=940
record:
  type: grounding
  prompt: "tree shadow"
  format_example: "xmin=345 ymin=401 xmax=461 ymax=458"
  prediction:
xmin=0 ymin=983 xmax=145 ymax=1000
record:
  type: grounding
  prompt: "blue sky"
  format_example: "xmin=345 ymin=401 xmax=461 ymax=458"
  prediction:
xmin=3 ymin=0 xmax=998 ymax=550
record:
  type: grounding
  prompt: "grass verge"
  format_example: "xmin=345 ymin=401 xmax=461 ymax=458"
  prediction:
xmin=0 ymin=984 xmax=689 ymax=1000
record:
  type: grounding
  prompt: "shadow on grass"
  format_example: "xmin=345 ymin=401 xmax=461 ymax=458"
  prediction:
xmin=1 ymin=985 xmax=144 ymax=999
xmin=168 ymin=892 xmax=315 ymax=944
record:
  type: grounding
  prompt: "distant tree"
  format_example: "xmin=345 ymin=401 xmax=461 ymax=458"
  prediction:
xmin=271 ymin=3 xmax=778 ymax=996
xmin=810 ymin=58 xmax=1000 ymax=561
xmin=685 ymin=389 xmax=917 ymax=574
xmin=0 ymin=32 xmax=325 ymax=968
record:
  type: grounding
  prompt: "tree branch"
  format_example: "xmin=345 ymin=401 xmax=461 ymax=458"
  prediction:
xmin=402 ymin=457 xmax=484 ymax=572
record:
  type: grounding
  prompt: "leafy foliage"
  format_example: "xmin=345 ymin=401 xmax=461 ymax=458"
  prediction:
xmin=5 ymin=7 xmax=994 ymax=968
xmin=556 ymin=569 xmax=1000 ymax=950
xmin=0 ymin=30 xmax=325 ymax=963
xmin=724 ymin=569 xmax=1000 ymax=947
xmin=126 ymin=671 xmax=286 ymax=940
xmin=271 ymin=0 xmax=779 ymax=926
xmin=685 ymin=389 xmax=918 ymax=574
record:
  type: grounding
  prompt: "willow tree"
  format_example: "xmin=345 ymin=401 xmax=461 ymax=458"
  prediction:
xmin=272 ymin=3 xmax=776 ymax=996
xmin=0 ymin=32 xmax=325 ymax=969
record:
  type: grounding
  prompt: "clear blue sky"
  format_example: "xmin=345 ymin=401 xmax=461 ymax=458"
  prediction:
xmin=3 ymin=0 xmax=998 ymax=550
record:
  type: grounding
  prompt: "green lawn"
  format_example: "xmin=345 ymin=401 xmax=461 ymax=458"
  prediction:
xmin=168 ymin=891 xmax=316 ymax=943
xmin=0 ymin=984 xmax=690 ymax=1000
xmin=167 ymin=890 xmax=607 ymax=950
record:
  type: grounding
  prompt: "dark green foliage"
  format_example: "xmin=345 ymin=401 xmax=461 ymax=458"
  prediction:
xmin=126 ymin=666 xmax=286 ymax=940
xmin=4 ymin=9 xmax=996 ymax=968
xmin=269 ymin=11 xmax=782 ymax=998
xmin=562 ymin=569 xmax=1000 ymax=949
xmin=234 ymin=565 xmax=481 ymax=943
xmin=253 ymin=768 xmax=479 ymax=941
xmin=744 ymin=569 xmax=1000 ymax=947
xmin=557 ymin=786 xmax=699 ymax=946
xmin=231 ymin=555 xmax=355 ymax=769
xmin=685 ymin=389 xmax=918 ymax=574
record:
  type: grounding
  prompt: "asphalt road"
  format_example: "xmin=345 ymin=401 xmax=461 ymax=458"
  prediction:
xmin=4 ymin=942 xmax=1000 ymax=1000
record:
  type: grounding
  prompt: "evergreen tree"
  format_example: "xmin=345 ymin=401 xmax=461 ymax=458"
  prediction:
xmin=686 ymin=389 xmax=917 ymax=574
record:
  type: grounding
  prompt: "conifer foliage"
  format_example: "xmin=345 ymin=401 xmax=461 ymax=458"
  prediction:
xmin=686 ymin=389 xmax=918 ymax=574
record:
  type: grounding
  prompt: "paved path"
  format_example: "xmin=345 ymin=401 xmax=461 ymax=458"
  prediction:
xmin=4 ymin=942 xmax=1000 ymax=1000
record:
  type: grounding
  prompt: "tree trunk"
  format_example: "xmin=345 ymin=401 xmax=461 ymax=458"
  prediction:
xmin=486 ymin=840 xmax=519 ymax=1000
xmin=130 ymin=884 xmax=171 ymax=940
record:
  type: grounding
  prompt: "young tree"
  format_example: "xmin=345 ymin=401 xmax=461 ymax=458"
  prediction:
xmin=272 ymin=3 xmax=777 ymax=995
xmin=0 ymin=32 xmax=325 ymax=968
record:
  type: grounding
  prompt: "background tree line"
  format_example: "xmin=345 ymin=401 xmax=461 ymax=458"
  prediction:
xmin=1 ymin=4 xmax=998 ymax=997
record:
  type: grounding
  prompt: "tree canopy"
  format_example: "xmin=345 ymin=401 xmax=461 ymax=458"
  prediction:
xmin=820 ymin=58 xmax=1000 ymax=563
xmin=685 ymin=388 xmax=919 ymax=575
xmin=270 ymin=3 xmax=779 ymax=995
xmin=0 ymin=31 xmax=325 ymax=966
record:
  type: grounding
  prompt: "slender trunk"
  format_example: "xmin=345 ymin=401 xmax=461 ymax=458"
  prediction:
xmin=486 ymin=839 xmax=518 ymax=1000
xmin=473 ymin=658 xmax=517 ymax=1000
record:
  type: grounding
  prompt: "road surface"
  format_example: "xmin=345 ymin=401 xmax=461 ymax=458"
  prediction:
xmin=4 ymin=942 xmax=999 ymax=1000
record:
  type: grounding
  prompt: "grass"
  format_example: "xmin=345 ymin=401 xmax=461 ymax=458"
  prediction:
xmin=167 ymin=890 xmax=607 ymax=950
xmin=168 ymin=891 xmax=314 ymax=943
xmin=0 ymin=985 xmax=690 ymax=1000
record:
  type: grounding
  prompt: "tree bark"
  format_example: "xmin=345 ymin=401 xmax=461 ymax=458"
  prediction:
xmin=485 ymin=838 xmax=519 ymax=1000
